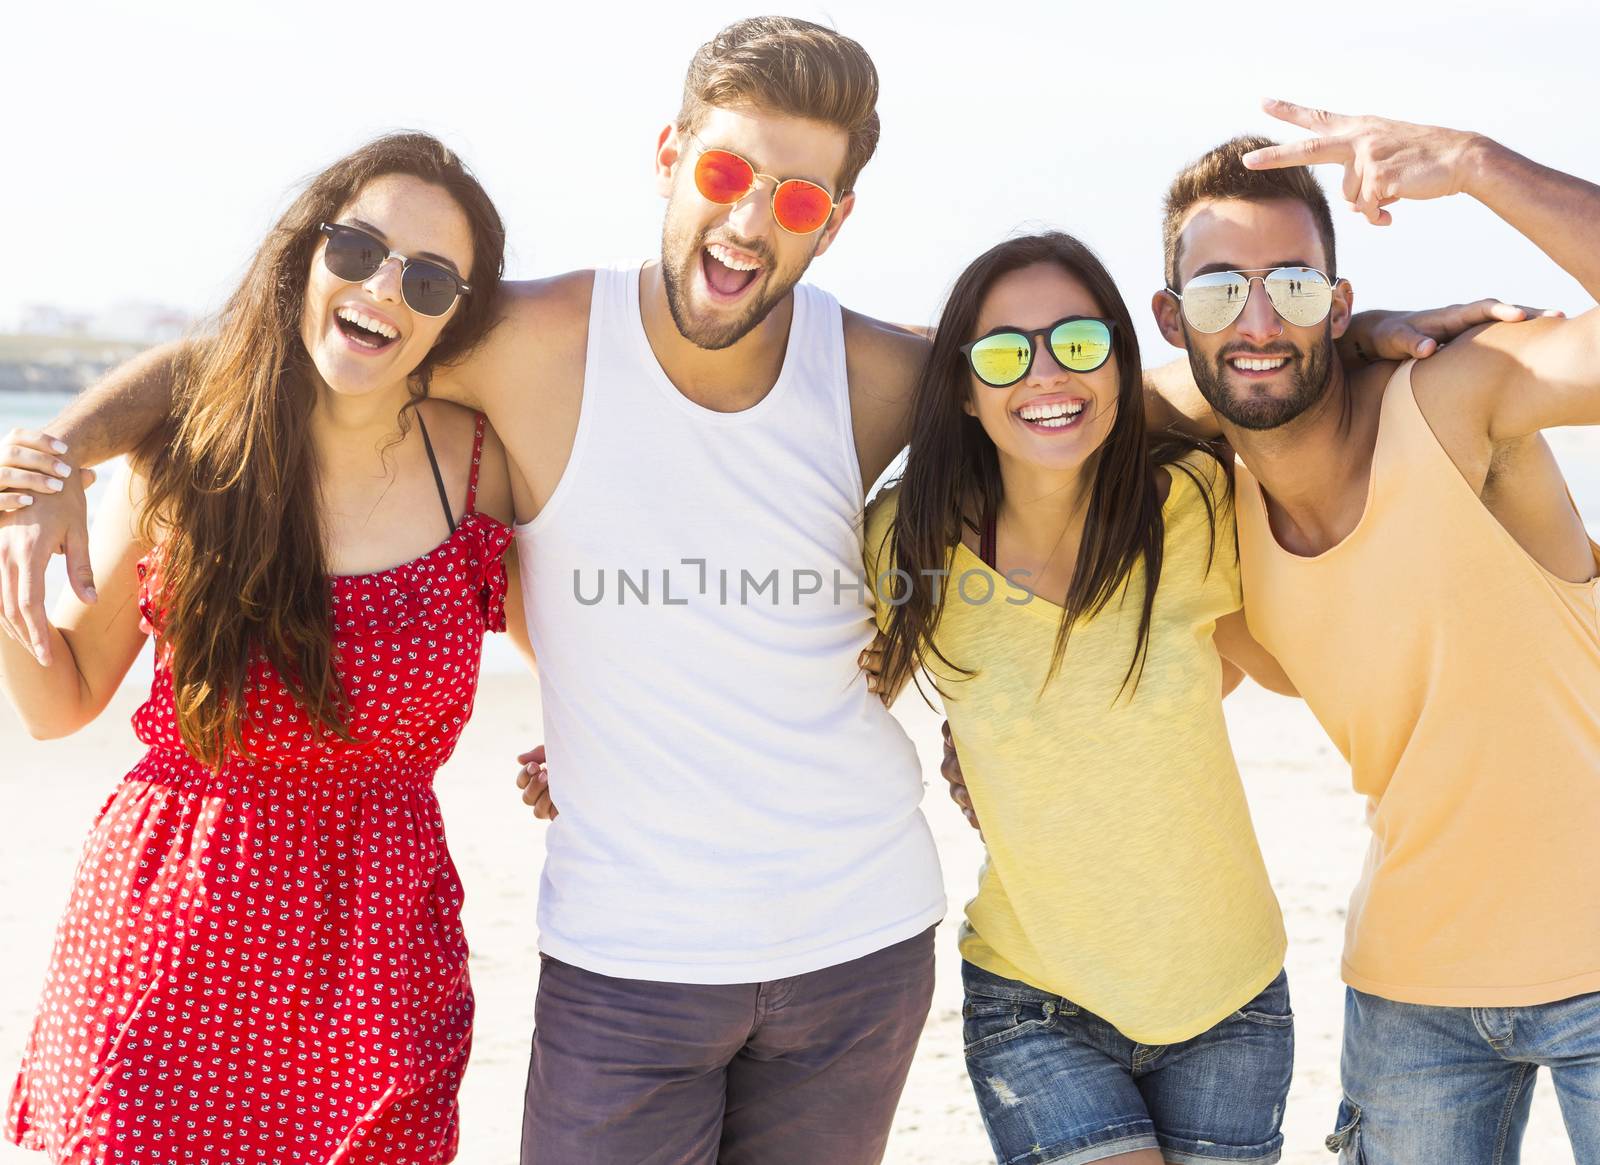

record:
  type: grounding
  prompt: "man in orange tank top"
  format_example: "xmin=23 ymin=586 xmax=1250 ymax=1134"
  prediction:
xmin=1151 ymin=102 xmax=1600 ymax=1164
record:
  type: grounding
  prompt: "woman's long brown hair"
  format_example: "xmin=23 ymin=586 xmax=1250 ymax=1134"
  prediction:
xmin=139 ymin=133 xmax=506 ymax=767
xmin=875 ymin=232 xmax=1224 ymax=705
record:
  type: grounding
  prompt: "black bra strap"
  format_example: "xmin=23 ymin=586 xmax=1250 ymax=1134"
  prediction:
xmin=416 ymin=410 xmax=457 ymax=535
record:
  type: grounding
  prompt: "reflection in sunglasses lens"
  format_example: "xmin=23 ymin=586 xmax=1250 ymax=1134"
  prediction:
xmin=1180 ymin=269 xmax=1333 ymax=334
xmin=1050 ymin=319 xmax=1112 ymax=372
xmin=402 ymin=264 xmax=460 ymax=317
xmin=1263 ymin=269 xmax=1333 ymax=327
xmin=325 ymin=227 xmax=384 ymax=283
xmin=969 ymin=333 xmax=1032 ymax=386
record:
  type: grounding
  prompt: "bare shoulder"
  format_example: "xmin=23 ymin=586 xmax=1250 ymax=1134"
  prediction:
xmin=1407 ymin=325 xmax=1509 ymax=464
xmin=843 ymin=310 xmax=931 ymax=487
xmin=499 ymin=270 xmax=596 ymax=332
xmin=1407 ymin=320 xmax=1542 ymax=413
xmin=843 ymin=308 xmax=931 ymax=403
xmin=432 ymin=270 xmax=596 ymax=411
xmin=479 ymin=270 xmax=595 ymax=373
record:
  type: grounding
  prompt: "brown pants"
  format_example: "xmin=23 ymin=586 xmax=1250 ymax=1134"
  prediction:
xmin=519 ymin=927 xmax=936 ymax=1165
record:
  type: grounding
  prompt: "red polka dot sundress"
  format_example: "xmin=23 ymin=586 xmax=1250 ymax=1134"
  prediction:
xmin=6 ymin=413 xmax=513 ymax=1164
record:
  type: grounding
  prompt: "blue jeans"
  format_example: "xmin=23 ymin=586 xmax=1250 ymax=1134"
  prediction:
xmin=1329 ymin=986 xmax=1600 ymax=1164
xmin=962 ymin=961 xmax=1294 ymax=1165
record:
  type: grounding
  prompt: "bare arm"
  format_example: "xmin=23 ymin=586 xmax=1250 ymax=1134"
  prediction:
xmin=42 ymin=340 xmax=187 ymax=470
xmin=1245 ymin=101 xmax=1600 ymax=439
xmin=844 ymin=311 xmax=930 ymax=491
xmin=1213 ymin=609 xmax=1298 ymax=698
xmin=1444 ymin=142 xmax=1600 ymax=438
xmin=0 ymin=464 xmax=151 ymax=738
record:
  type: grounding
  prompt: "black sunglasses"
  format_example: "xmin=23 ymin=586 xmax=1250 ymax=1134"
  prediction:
xmin=959 ymin=316 xmax=1116 ymax=388
xmin=317 ymin=222 xmax=471 ymax=317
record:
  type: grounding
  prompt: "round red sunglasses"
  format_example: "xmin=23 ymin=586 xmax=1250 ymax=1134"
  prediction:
xmin=688 ymin=139 xmax=840 ymax=235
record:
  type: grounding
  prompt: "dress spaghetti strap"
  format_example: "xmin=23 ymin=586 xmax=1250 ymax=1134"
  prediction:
xmin=465 ymin=413 xmax=487 ymax=515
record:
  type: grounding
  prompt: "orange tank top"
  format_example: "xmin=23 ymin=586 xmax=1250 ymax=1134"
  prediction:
xmin=1236 ymin=359 xmax=1600 ymax=1007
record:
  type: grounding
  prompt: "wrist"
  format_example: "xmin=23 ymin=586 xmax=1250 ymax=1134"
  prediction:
xmin=1456 ymin=133 xmax=1507 ymax=199
xmin=1340 ymin=310 xmax=1392 ymax=366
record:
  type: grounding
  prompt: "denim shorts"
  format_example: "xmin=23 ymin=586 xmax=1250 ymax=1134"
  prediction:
xmin=962 ymin=961 xmax=1294 ymax=1165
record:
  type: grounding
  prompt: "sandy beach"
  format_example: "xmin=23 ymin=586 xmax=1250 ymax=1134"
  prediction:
xmin=0 ymin=658 xmax=1583 ymax=1165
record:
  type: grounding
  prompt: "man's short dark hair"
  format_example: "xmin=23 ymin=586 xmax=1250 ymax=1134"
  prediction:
xmin=1163 ymin=135 xmax=1337 ymax=288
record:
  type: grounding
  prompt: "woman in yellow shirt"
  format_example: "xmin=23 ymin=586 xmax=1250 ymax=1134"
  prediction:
xmin=866 ymin=232 xmax=1297 ymax=1165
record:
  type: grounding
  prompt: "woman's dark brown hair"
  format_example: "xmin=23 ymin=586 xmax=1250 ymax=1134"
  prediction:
xmin=140 ymin=132 xmax=506 ymax=767
xmin=875 ymin=231 xmax=1223 ymax=704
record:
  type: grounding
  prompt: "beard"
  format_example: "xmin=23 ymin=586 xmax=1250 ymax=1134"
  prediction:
xmin=659 ymin=214 xmax=810 ymax=351
xmin=1188 ymin=321 xmax=1335 ymax=431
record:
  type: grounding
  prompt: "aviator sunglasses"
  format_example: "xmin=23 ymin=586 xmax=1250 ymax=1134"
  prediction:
xmin=317 ymin=222 xmax=472 ymax=317
xmin=690 ymin=139 xmax=840 ymax=235
xmin=1167 ymin=267 xmax=1335 ymax=334
xmin=960 ymin=316 xmax=1116 ymax=388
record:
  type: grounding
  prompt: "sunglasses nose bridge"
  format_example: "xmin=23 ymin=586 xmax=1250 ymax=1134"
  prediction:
xmin=1024 ymin=331 xmax=1072 ymax=383
xmin=360 ymin=254 xmax=406 ymax=304
xmin=1232 ymin=276 xmax=1284 ymax=341
xmin=723 ymin=179 xmax=777 ymax=235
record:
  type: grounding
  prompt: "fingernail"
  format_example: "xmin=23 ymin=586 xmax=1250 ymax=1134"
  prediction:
xmin=17 ymin=495 xmax=32 ymax=507
xmin=50 ymin=439 xmax=68 ymax=455
xmin=84 ymin=587 xmax=97 ymax=602
xmin=45 ymin=479 xmax=63 ymax=492
xmin=53 ymin=461 xmax=71 ymax=477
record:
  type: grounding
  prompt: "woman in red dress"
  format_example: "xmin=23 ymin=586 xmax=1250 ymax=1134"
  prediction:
xmin=0 ymin=133 xmax=526 ymax=1163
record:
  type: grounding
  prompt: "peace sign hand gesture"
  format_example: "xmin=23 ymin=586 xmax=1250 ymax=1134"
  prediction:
xmin=1242 ymin=98 xmax=1486 ymax=227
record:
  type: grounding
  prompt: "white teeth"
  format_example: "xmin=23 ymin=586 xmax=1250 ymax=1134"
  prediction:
xmin=336 ymin=306 xmax=399 ymax=340
xmin=706 ymin=243 xmax=760 ymax=272
xmin=1230 ymin=356 xmax=1287 ymax=372
xmin=1017 ymin=401 xmax=1086 ymax=422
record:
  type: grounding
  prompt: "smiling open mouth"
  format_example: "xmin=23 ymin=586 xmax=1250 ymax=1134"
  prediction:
xmin=1227 ymin=354 xmax=1290 ymax=375
xmin=700 ymin=242 xmax=762 ymax=299
xmin=335 ymin=306 xmax=400 ymax=351
xmin=1015 ymin=400 xmax=1087 ymax=431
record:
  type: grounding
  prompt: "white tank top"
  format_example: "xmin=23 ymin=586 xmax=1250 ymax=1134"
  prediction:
xmin=513 ymin=266 xmax=944 ymax=983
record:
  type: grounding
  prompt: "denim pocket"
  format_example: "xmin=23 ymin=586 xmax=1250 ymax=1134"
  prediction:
xmin=962 ymin=995 xmax=1062 ymax=1056
xmin=1233 ymin=968 xmax=1294 ymax=1027
xmin=1324 ymin=1096 xmax=1364 ymax=1162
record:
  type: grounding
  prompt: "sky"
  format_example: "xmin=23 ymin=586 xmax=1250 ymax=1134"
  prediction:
xmin=8 ymin=0 xmax=1600 ymax=360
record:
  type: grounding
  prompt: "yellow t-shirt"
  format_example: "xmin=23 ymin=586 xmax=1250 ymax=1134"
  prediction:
xmin=865 ymin=455 xmax=1284 ymax=1044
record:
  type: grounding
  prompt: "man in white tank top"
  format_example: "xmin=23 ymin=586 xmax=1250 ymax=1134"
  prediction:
xmin=0 ymin=25 xmax=1534 ymax=1165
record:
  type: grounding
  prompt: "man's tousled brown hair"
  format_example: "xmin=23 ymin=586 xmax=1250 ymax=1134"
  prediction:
xmin=1162 ymin=135 xmax=1337 ymax=288
xmin=140 ymin=132 xmax=505 ymax=768
xmin=676 ymin=16 xmax=880 ymax=196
